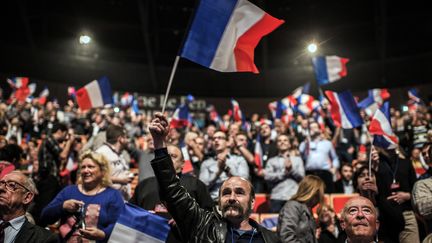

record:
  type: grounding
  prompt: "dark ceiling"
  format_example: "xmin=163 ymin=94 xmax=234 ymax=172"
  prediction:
xmin=1 ymin=0 xmax=432 ymax=100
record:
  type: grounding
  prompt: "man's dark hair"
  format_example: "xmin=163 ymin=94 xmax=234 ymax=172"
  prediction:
xmin=339 ymin=162 xmax=353 ymax=174
xmin=0 ymin=144 xmax=24 ymax=167
xmin=52 ymin=123 xmax=68 ymax=133
xmin=106 ymin=125 xmax=125 ymax=144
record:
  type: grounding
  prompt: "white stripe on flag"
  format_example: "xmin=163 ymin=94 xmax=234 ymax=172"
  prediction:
xmin=326 ymin=56 xmax=344 ymax=82
xmin=210 ymin=0 xmax=264 ymax=72
xmin=108 ymin=223 xmax=165 ymax=243
xmin=333 ymin=94 xmax=353 ymax=129
xmin=85 ymin=80 xmax=104 ymax=108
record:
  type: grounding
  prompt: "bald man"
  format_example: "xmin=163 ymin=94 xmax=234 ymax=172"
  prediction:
xmin=340 ymin=196 xmax=379 ymax=243
xmin=148 ymin=113 xmax=278 ymax=243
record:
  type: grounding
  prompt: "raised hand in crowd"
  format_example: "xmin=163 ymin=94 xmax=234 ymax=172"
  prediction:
xmin=148 ymin=112 xmax=169 ymax=149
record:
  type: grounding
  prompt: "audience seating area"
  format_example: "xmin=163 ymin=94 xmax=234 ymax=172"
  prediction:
xmin=251 ymin=193 xmax=359 ymax=231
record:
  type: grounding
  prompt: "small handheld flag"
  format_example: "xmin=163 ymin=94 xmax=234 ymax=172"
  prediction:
xmin=75 ymin=76 xmax=113 ymax=110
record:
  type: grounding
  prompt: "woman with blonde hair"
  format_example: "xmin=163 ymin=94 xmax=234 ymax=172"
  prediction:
xmin=41 ymin=150 xmax=124 ymax=243
xmin=278 ymin=175 xmax=325 ymax=243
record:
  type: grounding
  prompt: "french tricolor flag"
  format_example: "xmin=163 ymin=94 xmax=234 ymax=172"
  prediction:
xmin=109 ymin=203 xmax=169 ymax=243
xmin=75 ymin=77 xmax=113 ymax=110
xmin=180 ymin=0 xmax=284 ymax=73
xmin=408 ymin=88 xmax=421 ymax=103
xmin=230 ymin=99 xmax=244 ymax=122
xmin=254 ymin=134 xmax=263 ymax=171
xmin=312 ymin=56 xmax=349 ymax=85
xmin=357 ymin=88 xmax=390 ymax=116
xmin=325 ymin=90 xmax=363 ymax=129
xmin=170 ymin=104 xmax=190 ymax=128
xmin=7 ymin=77 xmax=29 ymax=89
xmin=369 ymin=102 xmax=398 ymax=149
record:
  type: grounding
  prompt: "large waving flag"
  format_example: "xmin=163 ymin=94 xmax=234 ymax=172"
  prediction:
xmin=325 ymin=90 xmax=363 ymax=129
xmin=180 ymin=0 xmax=284 ymax=73
xmin=109 ymin=203 xmax=169 ymax=243
xmin=75 ymin=76 xmax=113 ymax=110
xmin=170 ymin=104 xmax=191 ymax=128
xmin=369 ymin=102 xmax=398 ymax=149
xmin=312 ymin=56 xmax=349 ymax=85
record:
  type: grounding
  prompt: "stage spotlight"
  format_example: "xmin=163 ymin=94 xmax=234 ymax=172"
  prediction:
xmin=307 ymin=43 xmax=317 ymax=53
xmin=79 ymin=35 xmax=92 ymax=45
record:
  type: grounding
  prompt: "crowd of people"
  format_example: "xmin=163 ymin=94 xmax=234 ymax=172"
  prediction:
xmin=0 ymin=92 xmax=431 ymax=243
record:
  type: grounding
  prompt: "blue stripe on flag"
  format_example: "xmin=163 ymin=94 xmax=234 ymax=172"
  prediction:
xmin=312 ymin=56 xmax=329 ymax=85
xmin=373 ymin=135 xmax=392 ymax=149
xmin=180 ymin=0 xmax=238 ymax=67
xmin=117 ymin=203 xmax=170 ymax=241
xmin=97 ymin=76 xmax=113 ymax=105
xmin=380 ymin=102 xmax=391 ymax=121
xmin=338 ymin=91 xmax=363 ymax=128
xmin=357 ymin=95 xmax=374 ymax=109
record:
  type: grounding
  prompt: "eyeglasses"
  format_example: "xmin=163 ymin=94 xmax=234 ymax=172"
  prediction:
xmin=212 ymin=136 xmax=227 ymax=141
xmin=0 ymin=180 xmax=30 ymax=192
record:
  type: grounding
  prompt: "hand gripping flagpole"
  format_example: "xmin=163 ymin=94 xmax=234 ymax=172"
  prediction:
xmin=161 ymin=55 xmax=180 ymax=113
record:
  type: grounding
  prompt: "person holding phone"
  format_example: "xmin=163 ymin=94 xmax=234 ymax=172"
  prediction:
xmin=40 ymin=151 xmax=124 ymax=243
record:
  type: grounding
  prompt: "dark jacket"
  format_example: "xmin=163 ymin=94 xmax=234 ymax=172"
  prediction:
xmin=15 ymin=219 xmax=59 ymax=243
xmin=129 ymin=175 xmax=214 ymax=243
xmin=151 ymin=148 xmax=279 ymax=243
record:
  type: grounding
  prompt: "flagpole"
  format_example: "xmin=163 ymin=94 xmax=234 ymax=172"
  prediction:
xmin=160 ymin=0 xmax=200 ymax=114
xmin=161 ymin=55 xmax=180 ymax=113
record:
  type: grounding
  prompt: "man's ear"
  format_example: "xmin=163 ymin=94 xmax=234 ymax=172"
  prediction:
xmin=23 ymin=192 xmax=34 ymax=206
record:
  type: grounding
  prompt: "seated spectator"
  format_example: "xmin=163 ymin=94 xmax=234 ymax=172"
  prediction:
xmin=40 ymin=151 xmax=124 ymax=243
xmin=0 ymin=171 xmax=58 ymax=242
xmin=278 ymin=175 xmax=325 ymax=243
xmin=340 ymin=196 xmax=380 ymax=243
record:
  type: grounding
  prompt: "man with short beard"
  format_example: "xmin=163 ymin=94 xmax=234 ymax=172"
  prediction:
xmin=340 ymin=196 xmax=379 ymax=243
xmin=148 ymin=112 xmax=278 ymax=243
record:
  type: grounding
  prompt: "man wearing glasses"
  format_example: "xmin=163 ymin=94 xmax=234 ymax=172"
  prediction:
xmin=340 ymin=196 xmax=380 ymax=243
xmin=199 ymin=130 xmax=249 ymax=201
xmin=0 ymin=171 xmax=58 ymax=242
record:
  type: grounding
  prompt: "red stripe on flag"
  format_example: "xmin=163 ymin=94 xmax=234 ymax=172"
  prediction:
xmin=325 ymin=91 xmax=342 ymax=127
xmin=76 ymin=88 xmax=93 ymax=110
xmin=182 ymin=160 xmax=194 ymax=174
xmin=234 ymin=13 xmax=284 ymax=73
xmin=338 ymin=58 xmax=350 ymax=77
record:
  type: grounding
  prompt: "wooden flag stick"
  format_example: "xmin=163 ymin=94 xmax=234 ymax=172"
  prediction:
xmin=161 ymin=55 xmax=180 ymax=113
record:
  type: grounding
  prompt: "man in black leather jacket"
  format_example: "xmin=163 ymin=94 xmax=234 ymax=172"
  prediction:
xmin=149 ymin=112 xmax=279 ymax=243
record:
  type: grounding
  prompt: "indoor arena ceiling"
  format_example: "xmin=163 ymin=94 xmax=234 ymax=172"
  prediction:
xmin=1 ymin=0 xmax=431 ymax=98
